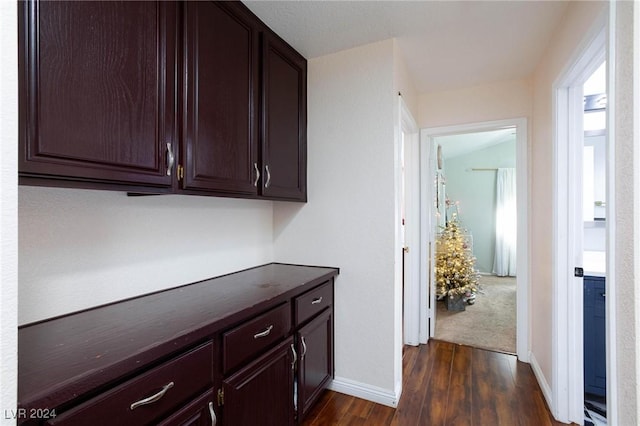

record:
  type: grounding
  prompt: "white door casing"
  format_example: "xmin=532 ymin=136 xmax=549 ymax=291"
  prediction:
xmin=551 ymin=11 xmax=612 ymax=424
xmin=420 ymin=118 xmax=529 ymax=362
xmin=399 ymin=96 xmax=420 ymax=346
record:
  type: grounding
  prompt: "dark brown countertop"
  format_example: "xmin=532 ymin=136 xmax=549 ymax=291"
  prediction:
xmin=18 ymin=263 xmax=339 ymax=412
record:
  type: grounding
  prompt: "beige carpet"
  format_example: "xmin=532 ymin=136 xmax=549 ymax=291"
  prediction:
xmin=435 ymin=275 xmax=516 ymax=354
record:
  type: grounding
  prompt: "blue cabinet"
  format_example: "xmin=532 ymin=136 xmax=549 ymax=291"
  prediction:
xmin=584 ymin=276 xmax=606 ymax=396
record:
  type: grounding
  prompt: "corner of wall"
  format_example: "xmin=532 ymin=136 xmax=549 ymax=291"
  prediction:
xmin=0 ymin=0 xmax=19 ymax=420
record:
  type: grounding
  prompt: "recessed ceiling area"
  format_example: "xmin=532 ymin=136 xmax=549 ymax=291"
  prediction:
xmin=436 ymin=127 xmax=516 ymax=160
xmin=242 ymin=1 xmax=570 ymax=93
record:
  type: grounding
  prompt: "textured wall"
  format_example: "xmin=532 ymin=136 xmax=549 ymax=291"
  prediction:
xmin=530 ymin=0 xmax=606 ymax=398
xmin=612 ymin=1 xmax=639 ymax=423
xmin=0 ymin=1 xmax=18 ymax=421
xmin=19 ymin=188 xmax=275 ymax=324
xmin=417 ymin=79 xmax=533 ymax=129
xmin=443 ymin=141 xmax=517 ymax=273
xmin=273 ymin=39 xmax=399 ymax=395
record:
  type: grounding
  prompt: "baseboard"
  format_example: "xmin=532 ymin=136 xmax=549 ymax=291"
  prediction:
xmin=529 ymin=351 xmax=554 ymax=415
xmin=328 ymin=376 xmax=400 ymax=408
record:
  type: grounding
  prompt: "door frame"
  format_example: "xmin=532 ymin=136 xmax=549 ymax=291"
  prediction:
xmin=420 ymin=118 xmax=529 ymax=362
xmin=551 ymin=12 xmax=613 ymax=424
xmin=399 ymin=96 xmax=420 ymax=346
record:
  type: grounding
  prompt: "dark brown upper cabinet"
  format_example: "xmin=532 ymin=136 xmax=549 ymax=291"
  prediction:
xmin=18 ymin=1 xmax=307 ymax=202
xmin=261 ymin=32 xmax=308 ymax=202
xmin=18 ymin=1 xmax=178 ymax=190
xmin=182 ymin=1 xmax=259 ymax=196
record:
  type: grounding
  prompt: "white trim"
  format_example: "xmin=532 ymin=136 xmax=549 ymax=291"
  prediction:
xmin=419 ymin=136 xmax=436 ymax=343
xmin=328 ymin=377 xmax=401 ymax=408
xmin=605 ymin=3 xmax=618 ymax=425
xmin=420 ymin=118 xmax=529 ymax=362
xmin=400 ymin=96 xmax=420 ymax=347
xmin=551 ymin=13 xmax=608 ymax=424
xmin=529 ymin=351 xmax=553 ymax=413
xmin=393 ymin=94 xmax=417 ymax=415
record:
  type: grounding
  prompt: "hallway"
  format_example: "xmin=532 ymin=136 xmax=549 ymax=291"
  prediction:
xmin=303 ymin=340 xmax=562 ymax=425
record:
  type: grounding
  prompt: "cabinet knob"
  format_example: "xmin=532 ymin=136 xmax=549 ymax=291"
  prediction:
xmin=265 ymin=165 xmax=272 ymax=188
xmin=166 ymin=143 xmax=175 ymax=176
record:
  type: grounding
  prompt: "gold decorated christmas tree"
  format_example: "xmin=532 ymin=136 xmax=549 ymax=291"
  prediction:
xmin=435 ymin=212 xmax=479 ymax=301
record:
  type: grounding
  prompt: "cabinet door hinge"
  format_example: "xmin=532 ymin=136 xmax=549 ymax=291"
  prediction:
xmin=177 ymin=164 xmax=184 ymax=181
xmin=217 ymin=388 xmax=224 ymax=406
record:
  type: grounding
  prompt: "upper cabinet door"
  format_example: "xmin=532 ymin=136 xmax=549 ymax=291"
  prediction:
xmin=261 ymin=33 xmax=307 ymax=202
xmin=182 ymin=2 xmax=259 ymax=195
xmin=19 ymin=1 xmax=177 ymax=188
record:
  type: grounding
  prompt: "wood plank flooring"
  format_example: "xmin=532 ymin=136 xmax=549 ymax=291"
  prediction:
xmin=302 ymin=340 xmax=564 ymax=426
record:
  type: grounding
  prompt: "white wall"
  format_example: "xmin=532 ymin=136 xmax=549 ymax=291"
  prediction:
xmin=611 ymin=1 xmax=640 ymax=423
xmin=273 ymin=39 xmax=400 ymax=400
xmin=0 ymin=1 xmax=18 ymax=422
xmin=393 ymin=39 xmax=419 ymax=121
xmin=417 ymin=79 xmax=533 ymax=129
xmin=530 ymin=0 xmax=606 ymax=396
xmin=19 ymin=188 xmax=274 ymax=324
xmin=444 ymin=141 xmax=516 ymax=273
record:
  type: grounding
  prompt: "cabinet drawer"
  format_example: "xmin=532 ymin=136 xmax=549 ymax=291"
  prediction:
xmin=47 ymin=342 xmax=213 ymax=426
xmin=222 ymin=302 xmax=290 ymax=374
xmin=295 ymin=281 xmax=333 ymax=326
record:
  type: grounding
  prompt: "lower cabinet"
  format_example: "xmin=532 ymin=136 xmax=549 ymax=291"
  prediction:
xmin=19 ymin=266 xmax=338 ymax=426
xmin=584 ymin=276 xmax=606 ymax=396
xmin=46 ymin=342 xmax=214 ymax=426
xmin=221 ymin=338 xmax=296 ymax=426
xmin=157 ymin=390 xmax=216 ymax=426
xmin=297 ymin=309 xmax=333 ymax=419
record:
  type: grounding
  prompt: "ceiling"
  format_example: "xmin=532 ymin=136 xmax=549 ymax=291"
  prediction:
xmin=435 ymin=127 xmax=516 ymax=160
xmin=243 ymin=0 xmax=570 ymax=93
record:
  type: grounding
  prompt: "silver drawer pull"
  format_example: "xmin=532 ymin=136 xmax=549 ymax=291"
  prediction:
xmin=166 ymin=142 xmax=175 ymax=176
xmin=291 ymin=343 xmax=297 ymax=370
xmin=311 ymin=297 xmax=323 ymax=305
xmin=265 ymin=165 xmax=272 ymax=188
xmin=301 ymin=336 xmax=307 ymax=359
xmin=253 ymin=163 xmax=260 ymax=187
xmin=209 ymin=401 xmax=217 ymax=425
xmin=254 ymin=325 xmax=274 ymax=339
xmin=130 ymin=382 xmax=174 ymax=410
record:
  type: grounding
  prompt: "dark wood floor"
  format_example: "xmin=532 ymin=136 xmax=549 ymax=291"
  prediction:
xmin=302 ymin=340 xmax=564 ymax=425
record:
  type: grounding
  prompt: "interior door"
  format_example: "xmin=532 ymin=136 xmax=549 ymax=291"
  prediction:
xmin=402 ymin=130 xmax=420 ymax=346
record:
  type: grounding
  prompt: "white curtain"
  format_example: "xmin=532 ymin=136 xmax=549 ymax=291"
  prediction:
xmin=493 ymin=168 xmax=517 ymax=276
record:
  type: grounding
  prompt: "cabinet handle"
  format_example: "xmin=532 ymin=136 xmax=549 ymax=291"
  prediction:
xmin=130 ymin=382 xmax=174 ymax=410
xmin=208 ymin=401 xmax=217 ymax=425
xmin=301 ymin=336 xmax=307 ymax=359
xmin=253 ymin=163 xmax=260 ymax=187
xmin=290 ymin=343 xmax=297 ymax=370
xmin=265 ymin=165 xmax=272 ymax=188
xmin=311 ymin=297 xmax=323 ymax=305
xmin=166 ymin=143 xmax=175 ymax=176
xmin=601 ymin=293 xmax=606 ymax=298
xmin=253 ymin=325 xmax=274 ymax=339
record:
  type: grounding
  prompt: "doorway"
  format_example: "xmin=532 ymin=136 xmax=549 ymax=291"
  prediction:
xmin=420 ymin=118 xmax=529 ymax=362
xmin=399 ymin=95 xmax=420 ymax=348
xmin=431 ymin=128 xmax=517 ymax=354
xmin=582 ymin=61 xmax=607 ymax=426
xmin=552 ymin=20 xmax=611 ymax=425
